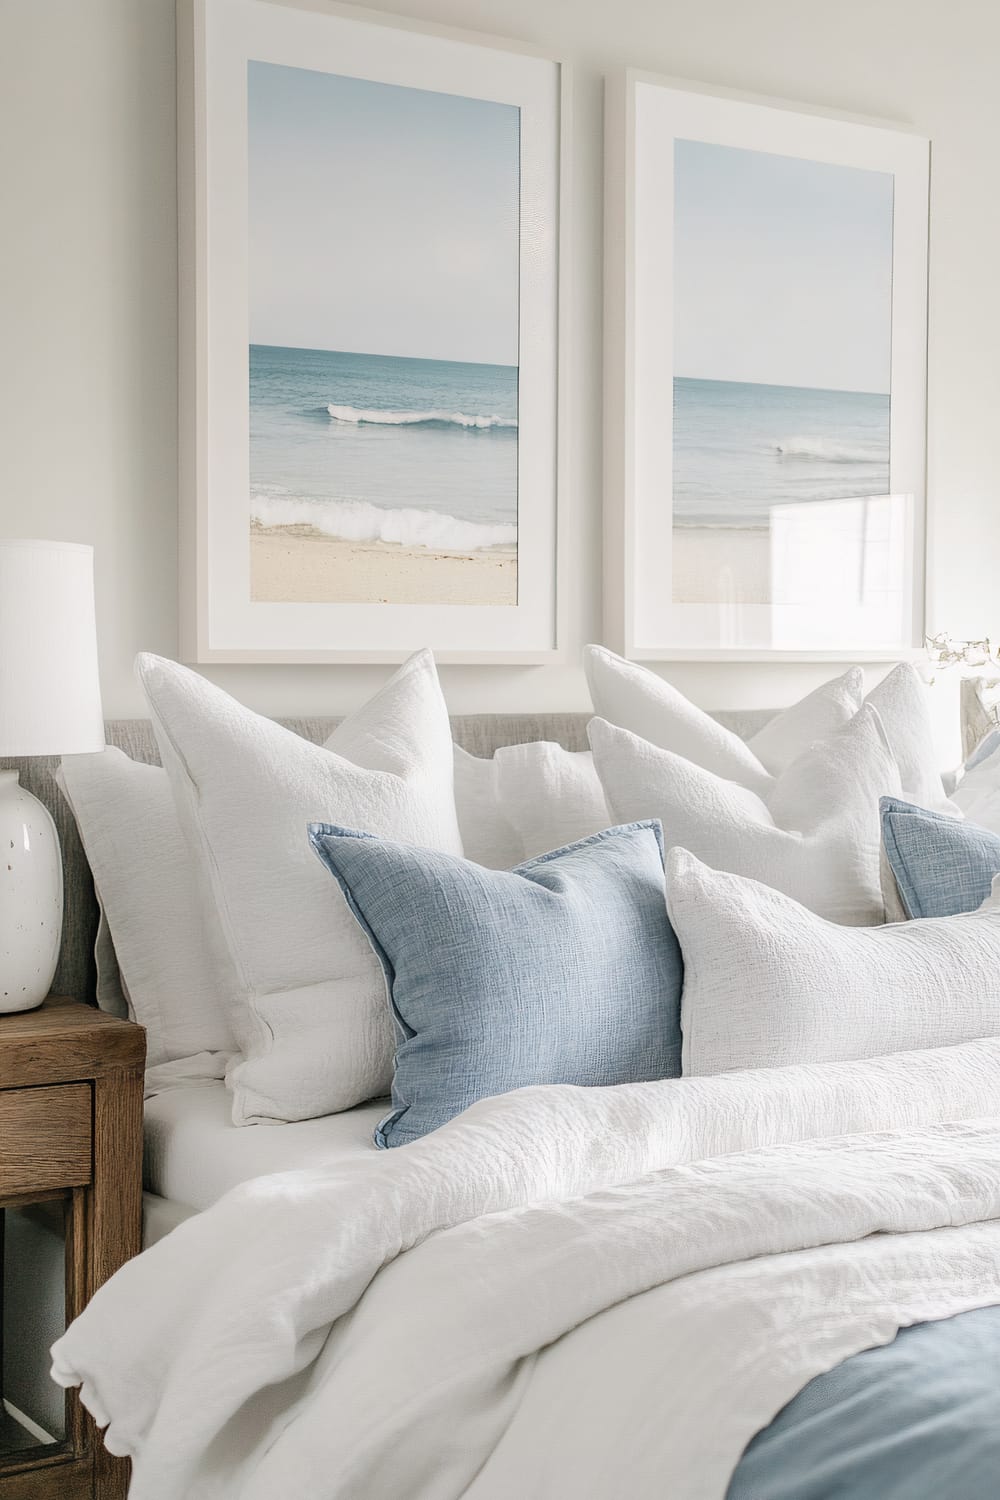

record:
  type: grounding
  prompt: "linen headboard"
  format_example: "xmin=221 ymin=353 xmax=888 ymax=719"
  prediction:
xmin=0 ymin=706 xmax=776 ymax=1004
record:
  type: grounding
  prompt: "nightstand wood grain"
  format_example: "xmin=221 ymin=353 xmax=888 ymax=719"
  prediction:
xmin=0 ymin=997 xmax=145 ymax=1500
xmin=0 ymin=1087 xmax=91 ymax=1196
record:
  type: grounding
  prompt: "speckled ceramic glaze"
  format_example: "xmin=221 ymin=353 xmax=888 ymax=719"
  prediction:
xmin=0 ymin=770 xmax=62 ymax=1012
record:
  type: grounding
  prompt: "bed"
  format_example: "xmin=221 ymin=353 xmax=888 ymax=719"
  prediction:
xmin=7 ymin=692 xmax=1000 ymax=1498
xmin=143 ymin=1082 xmax=385 ymax=1224
xmin=57 ymin=1044 xmax=1000 ymax=1500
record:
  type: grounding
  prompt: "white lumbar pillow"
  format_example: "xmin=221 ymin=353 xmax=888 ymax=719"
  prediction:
xmin=137 ymin=648 xmax=463 ymax=1124
xmin=454 ymin=742 xmax=610 ymax=868
xmin=58 ymin=749 xmax=236 ymax=1069
xmin=584 ymin=648 xmax=954 ymax=812
xmin=584 ymin=646 xmax=863 ymax=790
xmin=667 ymin=846 xmax=1000 ymax=1076
xmin=590 ymin=703 xmax=900 ymax=925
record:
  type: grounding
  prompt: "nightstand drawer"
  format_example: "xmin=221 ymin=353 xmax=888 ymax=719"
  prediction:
xmin=0 ymin=1083 xmax=92 ymax=1195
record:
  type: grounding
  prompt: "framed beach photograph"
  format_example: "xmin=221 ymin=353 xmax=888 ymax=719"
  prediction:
xmin=604 ymin=72 xmax=930 ymax=660
xmin=177 ymin=0 xmax=568 ymax=661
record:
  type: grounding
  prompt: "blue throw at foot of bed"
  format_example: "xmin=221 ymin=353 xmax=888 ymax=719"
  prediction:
xmin=728 ymin=1305 xmax=1000 ymax=1500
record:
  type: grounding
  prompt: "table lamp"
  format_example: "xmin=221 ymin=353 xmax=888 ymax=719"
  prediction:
xmin=0 ymin=540 xmax=105 ymax=1012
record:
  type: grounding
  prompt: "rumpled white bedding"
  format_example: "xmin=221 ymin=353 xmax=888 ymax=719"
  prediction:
xmin=53 ymin=1039 xmax=1000 ymax=1500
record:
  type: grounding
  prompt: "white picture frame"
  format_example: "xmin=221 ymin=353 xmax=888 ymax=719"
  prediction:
xmin=177 ymin=0 xmax=570 ymax=663
xmin=604 ymin=69 xmax=930 ymax=662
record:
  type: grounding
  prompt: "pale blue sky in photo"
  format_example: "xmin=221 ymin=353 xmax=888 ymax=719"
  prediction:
xmin=674 ymin=140 xmax=894 ymax=394
xmin=248 ymin=61 xmax=520 ymax=366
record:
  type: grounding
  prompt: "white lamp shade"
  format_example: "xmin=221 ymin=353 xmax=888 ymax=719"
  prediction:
xmin=0 ymin=539 xmax=105 ymax=756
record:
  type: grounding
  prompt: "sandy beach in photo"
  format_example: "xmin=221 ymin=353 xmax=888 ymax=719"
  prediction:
xmin=672 ymin=524 xmax=772 ymax=605
xmin=251 ymin=523 xmax=517 ymax=606
xmin=246 ymin=68 xmax=521 ymax=620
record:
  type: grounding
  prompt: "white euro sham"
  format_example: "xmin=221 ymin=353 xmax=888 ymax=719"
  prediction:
xmin=591 ymin=703 xmax=900 ymax=924
xmin=137 ymin=648 xmax=462 ymax=1124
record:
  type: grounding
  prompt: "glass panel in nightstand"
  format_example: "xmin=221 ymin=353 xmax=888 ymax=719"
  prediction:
xmin=0 ymin=1198 xmax=69 ymax=1456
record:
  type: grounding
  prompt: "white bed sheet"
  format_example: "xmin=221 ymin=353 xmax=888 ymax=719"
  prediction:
xmin=143 ymin=1081 xmax=386 ymax=1213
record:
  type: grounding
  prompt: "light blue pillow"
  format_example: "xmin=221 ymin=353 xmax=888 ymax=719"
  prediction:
xmin=308 ymin=820 xmax=682 ymax=1147
xmin=880 ymin=796 xmax=1000 ymax=918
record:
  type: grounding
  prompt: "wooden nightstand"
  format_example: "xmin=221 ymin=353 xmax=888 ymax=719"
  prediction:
xmin=0 ymin=997 xmax=145 ymax=1499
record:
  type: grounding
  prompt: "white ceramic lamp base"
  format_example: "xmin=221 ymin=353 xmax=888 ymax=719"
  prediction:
xmin=0 ymin=771 xmax=62 ymax=1012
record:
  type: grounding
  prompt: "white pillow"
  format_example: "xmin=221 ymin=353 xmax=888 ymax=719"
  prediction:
xmin=666 ymin=846 xmax=1000 ymax=1076
xmin=93 ymin=907 xmax=127 ymax=1019
xmin=590 ymin=703 xmax=900 ymax=925
xmin=454 ymin=742 xmax=610 ymax=868
xmin=138 ymin=648 xmax=463 ymax=1124
xmin=452 ymin=747 xmax=522 ymax=869
xmin=865 ymin=663 xmax=957 ymax=814
xmin=952 ymin=736 xmax=1000 ymax=831
xmin=58 ymin=750 xmax=236 ymax=1068
xmin=584 ymin=648 xmax=955 ymax=812
xmin=584 ymin=646 xmax=863 ymax=790
xmin=494 ymin=743 xmax=610 ymax=860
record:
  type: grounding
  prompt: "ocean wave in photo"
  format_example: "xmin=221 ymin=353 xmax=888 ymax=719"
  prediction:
xmin=252 ymin=495 xmax=517 ymax=553
xmin=773 ymin=436 xmax=883 ymax=463
xmin=325 ymin=403 xmax=516 ymax=431
xmin=673 ymin=376 xmax=890 ymax=524
xmin=250 ymin=345 xmax=519 ymax=538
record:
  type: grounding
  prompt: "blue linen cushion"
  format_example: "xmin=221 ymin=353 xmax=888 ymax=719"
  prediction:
xmin=307 ymin=820 xmax=682 ymax=1147
xmin=880 ymin=796 xmax=1000 ymax=918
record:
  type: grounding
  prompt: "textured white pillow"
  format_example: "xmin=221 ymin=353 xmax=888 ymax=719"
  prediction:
xmin=452 ymin=747 xmax=522 ymax=869
xmin=58 ymin=750 xmax=236 ymax=1068
xmin=495 ymin=743 xmax=610 ymax=860
xmin=866 ymin=663 xmax=957 ymax=814
xmin=138 ymin=649 xmax=463 ymax=1124
xmin=584 ymin=646 xmax=863 ymax=790
xmin=585 ymin=648 xmax=954 ymax=812
xmin=590 ymin=704 xmax=900 ymax=924
xmin=453 ymin=743 xmax=609 ymax=867
xmin=452 ymin=738 xmax=611 ymax=870
xmin=667 ymin=846 xmax=1000 ymax=1075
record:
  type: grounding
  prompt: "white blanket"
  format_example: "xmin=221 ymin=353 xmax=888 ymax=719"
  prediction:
xmin=53 ymin=1039 xmax=1000 ymax=1499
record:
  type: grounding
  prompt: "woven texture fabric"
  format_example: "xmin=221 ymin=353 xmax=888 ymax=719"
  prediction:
xmin=8 ymin=705 xmax=774 ymax=1006
xmin=453 ymin=743 xmax=610 ymax=868
xmin=58 ymin=749 xmax=235 ymax=1064
xmin=865 ymin=664 xmax=959 ymax=814
xmin=592 ymin=703 xmax=900 ymax=926
xmin=138 ymin=650 xmax=465 ymax=1123
xmin=308 ymin=821 xmax=682 ymax=1147
xmin=881 ymin=796 xmax=1000 ymax=920
xmin=584 ymin=647 xmax=865 ymax=793
xmin=668 ymin=848 xmax=1000 ymax=1076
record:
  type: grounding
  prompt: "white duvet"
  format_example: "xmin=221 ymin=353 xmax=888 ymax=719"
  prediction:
xmin=53 ymin=1040 xmax=1000 ymax=1500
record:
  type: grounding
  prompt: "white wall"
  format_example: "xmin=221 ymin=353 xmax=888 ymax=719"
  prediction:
xmin=3 ymin=0 xmax=999 ymax=718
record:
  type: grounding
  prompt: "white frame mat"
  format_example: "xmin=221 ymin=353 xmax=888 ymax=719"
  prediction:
xmin=604 ymin=70 xmax=929 ymax=662
xmin=178 ymin=0 xmax=569 ymax=663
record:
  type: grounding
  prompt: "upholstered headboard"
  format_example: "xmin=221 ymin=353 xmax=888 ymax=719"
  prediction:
xmin=1 ymin=707 xmax=778 ymax=1005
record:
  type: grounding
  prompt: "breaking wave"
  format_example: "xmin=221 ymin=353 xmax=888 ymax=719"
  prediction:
xmin=252 ymin=496 xmax=517 ymax=553
xmin=774 ymin=436 xmax=884 ymax=463
xmin=326 ymin=403 xmax=517 ymax=431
